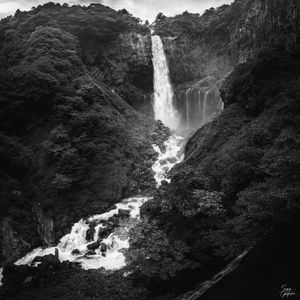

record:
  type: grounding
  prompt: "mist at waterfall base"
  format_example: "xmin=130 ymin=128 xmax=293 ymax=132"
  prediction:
xmin=174 ymin=77 xmax=224 ymax=134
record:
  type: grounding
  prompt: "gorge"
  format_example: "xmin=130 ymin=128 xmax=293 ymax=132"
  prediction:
xmin=0 ymin=0 xmax=299 ymax=299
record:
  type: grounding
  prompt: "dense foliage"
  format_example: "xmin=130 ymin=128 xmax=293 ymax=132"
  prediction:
xmin=0 ymin=2 xmax=166 ymax=266
xmin=144 ymin=49 xmax=300 ymax=271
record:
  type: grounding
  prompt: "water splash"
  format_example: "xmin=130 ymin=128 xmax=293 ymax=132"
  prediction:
xmin=151 ymin=35 xmax=179 ymax=131
xmin=152 ymin=135 xmax=184 ymax=187
xmin=15 ymin=197 xmax=149 ymax=271
xmin=0 ymin=268 xmax=3 ymax=287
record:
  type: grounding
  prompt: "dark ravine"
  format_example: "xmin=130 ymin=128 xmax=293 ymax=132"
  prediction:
xmin=0 ymin=0 xmax=300 ymax=299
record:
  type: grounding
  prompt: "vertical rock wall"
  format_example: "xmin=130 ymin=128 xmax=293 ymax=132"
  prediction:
xmin=82 ymin=30 xmax=154 ymax=114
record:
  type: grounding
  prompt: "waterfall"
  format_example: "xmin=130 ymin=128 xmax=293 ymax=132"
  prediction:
xmin=198 ymin=89 xmax=202 ymax=116
xmin=202 ymin=90 xmax=210 ymax=125
xmin=185 ymin=89 xmax=190 ymax=129
xmin=151 ymin=35 xmax=179 ymax=131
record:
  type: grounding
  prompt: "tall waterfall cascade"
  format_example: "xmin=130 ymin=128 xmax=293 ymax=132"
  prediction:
xmin=151 ymin=35 xmax=180 ymax=131
xmin=151 ymin=35 xmax=223 ymax=134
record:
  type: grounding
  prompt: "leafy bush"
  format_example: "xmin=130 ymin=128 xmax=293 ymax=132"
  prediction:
xmin=127 ymin=218 xmax=194 ymax=280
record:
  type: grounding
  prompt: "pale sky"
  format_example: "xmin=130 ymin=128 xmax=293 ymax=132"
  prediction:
xmin=0 ymin=0 xmax=233 ymax=21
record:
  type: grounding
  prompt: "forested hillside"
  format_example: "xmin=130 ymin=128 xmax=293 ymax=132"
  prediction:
xmin=0 ymin=1 xmax=299 ymax=300
xmin=0 ymin=3 xmax=167 ymax=266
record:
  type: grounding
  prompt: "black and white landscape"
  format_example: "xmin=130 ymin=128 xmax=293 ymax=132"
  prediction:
xmin=0 ymin=0 xmax=299 ymax=299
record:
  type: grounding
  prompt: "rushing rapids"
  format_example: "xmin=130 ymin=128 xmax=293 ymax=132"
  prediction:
xmin=152 ymin=135 xmax=184 ymax=187
xmin=0 ymin=134 xmax=184 ymax=278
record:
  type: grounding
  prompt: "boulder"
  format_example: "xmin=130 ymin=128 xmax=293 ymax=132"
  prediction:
xmin=108 ymin=216 xmax=119 ymax=226
xmin=159 ymin=159 xmax=168 ymax=165
xmin=100 ymin=243 xmax=107 ymax=252
xmin=98 ymin=227 xmax=111 ymax=239
xmin=167 ymin=157 xmax=177 ymax=164
xmin=71 ymin=249 xmax=81 ymax=256
xmin=162 ymin=166 xmax=169 ymax=173
xmin=87 ymin=241 xmax=100 ymax=251
xmin=86 ymin=228 xmax=95 ymax=242
xmin=32 ymin=251 xmax=60 ymax=267
xmin=160 ymin=180 xmax=170 ymax=188
xmin=118 ymin=209 xmax=131 ymax=218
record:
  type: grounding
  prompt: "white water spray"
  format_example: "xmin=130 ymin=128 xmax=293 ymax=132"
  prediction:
xmin=14 ymin=197 xmax=149 ymax=271
xmin=0 ymin=268 xmax=3 ymax=287
xmin=151 ymin=35 xmax=179 ymax=131
xmin=152 ymin=135 xmax=184 ymax=187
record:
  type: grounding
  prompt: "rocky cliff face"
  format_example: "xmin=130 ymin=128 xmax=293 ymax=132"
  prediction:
xmin=155 ymin=0 xmax=299 ymax=84
xmin=231 ymin=0 xmax=299 ymax=62
xmin=153 ymin=0 xmax=299 ymax=132
xmin=84 ymin=30 xmax=154 ymax=114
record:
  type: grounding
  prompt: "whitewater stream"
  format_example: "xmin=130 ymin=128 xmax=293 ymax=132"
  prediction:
xmin=0 ymin=134 xmax=184 ymax=288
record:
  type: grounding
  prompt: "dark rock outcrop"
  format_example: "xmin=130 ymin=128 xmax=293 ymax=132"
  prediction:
xmin=86 ymin=30 xmax=154 ymax=114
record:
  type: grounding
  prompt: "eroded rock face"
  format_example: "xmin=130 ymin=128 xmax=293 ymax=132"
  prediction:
xmin=84 ymin=30 xmax=154 ymax=114
xmin=1 ymin=218 xmax=31 ymax=263
xmin=231 ymin=0 xmax=299 ymax=62
xmin=151 ymin=0 xmax=299 ymax=135
xmin=155 ymin=0 xmax=299 ymax=86
xmin=33 ymin=203 xmax=55 ymax=247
